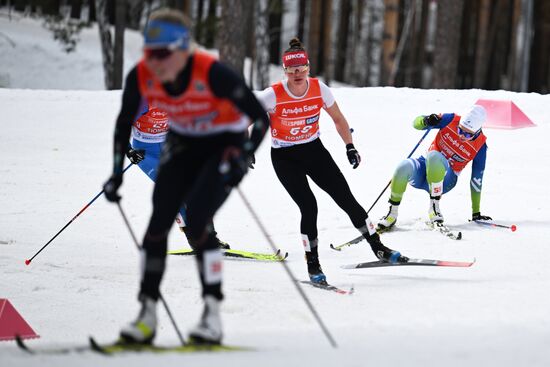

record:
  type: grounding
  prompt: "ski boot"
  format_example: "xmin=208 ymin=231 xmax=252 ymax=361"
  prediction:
xmin=305 ymin=246 xmax=327 ymax=284
xmin=119 ymin=295 xmax=157 ymax=345
xmin=188 ymin=295 xmax=223 ymax=345
xmin=181 ymin=227 xmax=230 ymax=250
xmin=428 ymin=196 xmax=444 ymax=223
xmin=365 ymin=232 xmax=408 ymax=264
xmin=377 ymin=201 xmax=399 ymax=232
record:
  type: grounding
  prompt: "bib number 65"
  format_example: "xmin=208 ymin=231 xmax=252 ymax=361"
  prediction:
xmin=290 ymin=125 xmax=313 ymax=135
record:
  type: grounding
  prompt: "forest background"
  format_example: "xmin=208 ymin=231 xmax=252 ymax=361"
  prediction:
xmin=1 ymin=0 xmax=549 ymax=94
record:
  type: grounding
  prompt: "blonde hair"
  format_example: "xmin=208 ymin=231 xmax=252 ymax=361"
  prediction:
xmin=148 ymin=8 xmax=197 ymax=51
xmin=149 ymin=8 xmax=192 ymax=28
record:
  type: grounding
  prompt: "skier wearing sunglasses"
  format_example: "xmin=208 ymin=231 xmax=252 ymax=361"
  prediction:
xmin=378 ymin=105 xmax=492 ymax=231
xmin=102 ymin=8 xmax=269 ymax=346
xmin=256 ymin=38 xmax=408 ymax=286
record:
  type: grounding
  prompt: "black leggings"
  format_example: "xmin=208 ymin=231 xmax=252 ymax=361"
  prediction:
xmin=271 ymin=139 xmax=368 ymax=242
xmin=139 ymin=131 xmax=244 ymax=301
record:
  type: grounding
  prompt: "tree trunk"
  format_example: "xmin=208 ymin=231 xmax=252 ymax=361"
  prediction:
xmin=382 ymin=0 xmax=398 ymax=84
xmin=321 ymin=0 xmax=332 ymax=84
xmin=334 ymin=0 xmax=350 ymax=81
xmin=88 ymin=0 xmax=96 ymax=22
xmin=473 ymin=0 xmax=491 ymax=88
xmin=70 ymin=0 xmax=82 ymax=19
xmin=126 ymin=0 xmax=144 ymax=30
xmin=529 ymin=0 xmax=550 ymax=93
xmin=367 ymin=0 xmax=384 ymax=86
xmin=432 ymin=0 xmax=465 ymax=88
xmin=218 ymin=0 xmax=248 ymax=78
xmin=113 ymin=0 xmax=126 ymax=90
xmin=96 ymin=0 xmax=114 ymax=89
xmin=297 ymin=0 xmax=307 ymax=42
xmin=307 ymin=0 xmax=322 ymax=75
xmin=255 ymin=0 xmax=270 ymax=89
xmin=195 ymin=0 xmax=205 ymax=43
xmin=388 ymin=0 xmax=415 ymax=86
xmin=268 ymin=0 xmax=283 ymax=66
xmin=204 ymin=0 xmax=217 ymax=48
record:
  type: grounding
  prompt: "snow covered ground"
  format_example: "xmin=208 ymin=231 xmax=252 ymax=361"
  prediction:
xmin=1 ymin=11 xmax=550 ymax=367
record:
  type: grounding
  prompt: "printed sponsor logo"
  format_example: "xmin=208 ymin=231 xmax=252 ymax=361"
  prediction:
xmin=156 ymin=100 xmax=211 ymax=113
xmin=451 ymin=153 xmax=465 ymax=163
xmin=281 ymin=120 xmax=305 ymax=127
xmin=433 ymin=186 xmax=442 ymax=195
xmin=284 ymin=132 xmax=315 ymax=141
xmin=281 ymin=104 xmax=319 ymax=115
xmin=285 ymin=53 xmax=307 ymax=61
xmin=443 ymin=132 xmax=471 ymax=157
xmin=306 ymin=115 xmax=319 ymax=124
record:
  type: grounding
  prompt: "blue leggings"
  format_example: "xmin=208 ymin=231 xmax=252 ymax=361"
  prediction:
xmin=131 ymin=139 xmax=187 ymax=224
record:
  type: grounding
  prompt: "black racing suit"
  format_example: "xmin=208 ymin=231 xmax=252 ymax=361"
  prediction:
xmin=111 ymin=55 xmax=269 ymax=301
xmin=271 ymin=139 xmax=368 ymax=242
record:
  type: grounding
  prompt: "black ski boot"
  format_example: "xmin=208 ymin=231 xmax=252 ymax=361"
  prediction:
xmin=364 ymin=232 xmax=408 ymax=264
xmin=305 ymin=246 xmax=327 ymax=284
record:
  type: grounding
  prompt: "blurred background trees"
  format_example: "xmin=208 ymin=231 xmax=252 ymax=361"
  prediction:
xmin=2 ymin=0 xmax=549 ymax=93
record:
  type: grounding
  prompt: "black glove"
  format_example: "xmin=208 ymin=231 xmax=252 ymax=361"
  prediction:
xmin=103 ymin=174 xmax=122 ymax=202
xmin=472 ymin=212 xmax=492 ymax=221
xmin=126 ymin=148 xmax=145 ymax=165
xmin=248 ymin=153 xmax=256 ymax=169
xmin=346 ymin=143 xmax=361 ymax=169
xmin=425 ymin=114 xmax=442 ymax=127
xmin=219 ymin=147 xmax=250 ymax=187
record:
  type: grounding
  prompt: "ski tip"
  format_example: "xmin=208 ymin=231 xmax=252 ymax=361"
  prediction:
xmin=15 ymin=335 xmax=28 ymax=350
xmin=340 ymin=264 xmax=355 ymax=269
xmin=329 ymin=244 xmax=341 ymax=251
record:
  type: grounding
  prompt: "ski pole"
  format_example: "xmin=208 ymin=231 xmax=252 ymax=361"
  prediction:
xmin=366 ymin=128 xmax=432 ymax=214
xmin=25 ymin=163 xmax=134 ymax=266
xmin=236 ymin=187 xmax=338 ymax=349
xmin=116 ymin=202 xmax=187 ymax=346
xmin=470 ymin=220 xmax=517 ymax=232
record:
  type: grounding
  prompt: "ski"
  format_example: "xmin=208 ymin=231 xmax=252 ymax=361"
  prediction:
xmin=90 ymin=337 xmax=248 ymax=354
xmin=300 ymin=280 xmax=354 ymax=295
xmin=15 ymin=336 xmax=248 ymax=355
xmin=329 ymin=234 xmax=364 ymax=251
xmin=426 ymin=221 xmax=462 ymax=240
xmin=329 ymin=227 xmax=393 ymax=251
xmin=341 ymin=257 xmax=475 ymax=269
xmin=168 ymin=248 xmax=288 ymax=262
xmin=16 ymin=335 xmax=89 ymax=355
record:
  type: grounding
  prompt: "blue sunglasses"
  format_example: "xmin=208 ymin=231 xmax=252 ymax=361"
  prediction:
xmin=457 ymin=126 xmax=477 ymax=139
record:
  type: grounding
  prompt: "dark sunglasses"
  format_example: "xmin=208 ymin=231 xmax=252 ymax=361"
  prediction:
xmin=457 ymin=126 xmax=476 ymax=139
xmin=144 ymin=47 xmax=174 ymax=60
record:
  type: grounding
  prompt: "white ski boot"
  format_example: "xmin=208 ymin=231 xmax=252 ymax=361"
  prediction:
xmin=377 ymin=204 xmax=399 ymax=232
xmin=188 ymin=295 xmax=223 ymax=345
xmin=428 ymin=196 xmax=444 ymax=223
xmin=119 ymin=295 xmax=157 ymax=344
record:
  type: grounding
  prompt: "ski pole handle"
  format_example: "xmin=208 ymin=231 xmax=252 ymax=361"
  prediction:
xmin=470 ymin=220 xmax=517 ymax=232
